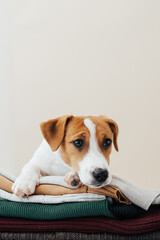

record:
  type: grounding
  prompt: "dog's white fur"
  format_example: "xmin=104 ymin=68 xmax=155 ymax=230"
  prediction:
xmin=12 ymin=118 xmax=112 ymax=196
xmin=78 ymin=119 xmax=112 ymax=187
xmin=12 ymin=140 xmax=72 ymax=196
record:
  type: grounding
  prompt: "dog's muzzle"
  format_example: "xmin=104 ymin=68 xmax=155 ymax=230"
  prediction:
xmin=92 ymin=168 xmax=108 ymax=183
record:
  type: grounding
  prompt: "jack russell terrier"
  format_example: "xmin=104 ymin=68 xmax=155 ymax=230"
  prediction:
xmin=12 ymin=115 xmax=118 ymax=197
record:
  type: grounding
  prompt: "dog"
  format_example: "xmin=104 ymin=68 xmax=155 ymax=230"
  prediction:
xmin=12 ymin=115 xmax=118 ymax=197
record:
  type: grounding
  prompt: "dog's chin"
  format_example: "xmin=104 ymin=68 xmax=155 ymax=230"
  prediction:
xmin=86 ymin=183 xmax=105 ymax=188
xmin=82 ymin=177 xmax=112 ymax=189
xmin=86 ymin=182 xmax=108 ymax=188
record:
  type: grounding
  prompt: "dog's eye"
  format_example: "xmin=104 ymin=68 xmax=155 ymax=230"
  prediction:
xmin=103 ymin=138 xmax=112 ymax=149
xmin=72 ymin=139 xmax=84 ymax=148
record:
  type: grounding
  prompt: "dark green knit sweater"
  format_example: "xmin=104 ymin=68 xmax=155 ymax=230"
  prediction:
xmin=0 ymin=199 xmax=144 ymax=220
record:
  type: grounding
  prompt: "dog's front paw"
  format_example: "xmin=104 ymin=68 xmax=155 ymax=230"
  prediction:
xmin=12 ymin=175 xmax=39 ymax=197
xmin=64 ymin=171 xmax=83 ymax=188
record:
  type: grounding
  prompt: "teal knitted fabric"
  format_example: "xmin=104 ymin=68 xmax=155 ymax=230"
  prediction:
xmin=0 ymin=199 xmax=144 ymax=220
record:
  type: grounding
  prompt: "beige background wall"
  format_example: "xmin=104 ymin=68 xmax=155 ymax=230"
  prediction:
xmin=0 ymin=1 xmax=14 ymax=173
xmin=1 ymin=0 xmax=160 ymax=189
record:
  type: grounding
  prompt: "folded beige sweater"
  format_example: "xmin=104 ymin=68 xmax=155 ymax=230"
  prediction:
xmin=0 ymin=174 xmax=131 ymax=204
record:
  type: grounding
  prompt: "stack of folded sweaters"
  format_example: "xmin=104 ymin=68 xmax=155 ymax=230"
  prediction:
xmin=0 ymin=168 xmax=160 ymax=240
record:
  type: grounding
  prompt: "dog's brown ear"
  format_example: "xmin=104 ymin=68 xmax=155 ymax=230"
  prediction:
xmin=40 ymin=115 xmax=73 ymax=151
xmin=100 ymin=116 xmax=119 ymax=151
xmin=107 ymin=118 xmax=119 ymax=151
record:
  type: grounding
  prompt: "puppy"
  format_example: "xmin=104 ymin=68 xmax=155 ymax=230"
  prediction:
xmin=12 ymin=115 xmax=118 ymax=197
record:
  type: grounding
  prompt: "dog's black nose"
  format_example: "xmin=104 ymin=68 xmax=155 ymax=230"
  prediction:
xmin=92 ymin=168 xmax=108 ymax=183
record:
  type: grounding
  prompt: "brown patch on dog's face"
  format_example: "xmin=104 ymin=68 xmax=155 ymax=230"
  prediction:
xmin=59 ymin=117 xmax=90 ymax=171
xmin=99 ymin=115 xmax=119 ymax=152
xmin=88 ymin=116 xmax=114 ymax=164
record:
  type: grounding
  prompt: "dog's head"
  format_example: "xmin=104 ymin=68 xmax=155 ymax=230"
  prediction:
xmin=40 ymin=115 xmax=118 ymax=188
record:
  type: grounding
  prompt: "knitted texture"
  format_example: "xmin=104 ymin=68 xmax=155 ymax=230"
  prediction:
xmin=0 ymin=208 xmax=160 ymax=234
xmin=0 ymin=199 xmax=143 ymax=220
xmin=1 ymin=231 xmax=160 ymax=240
